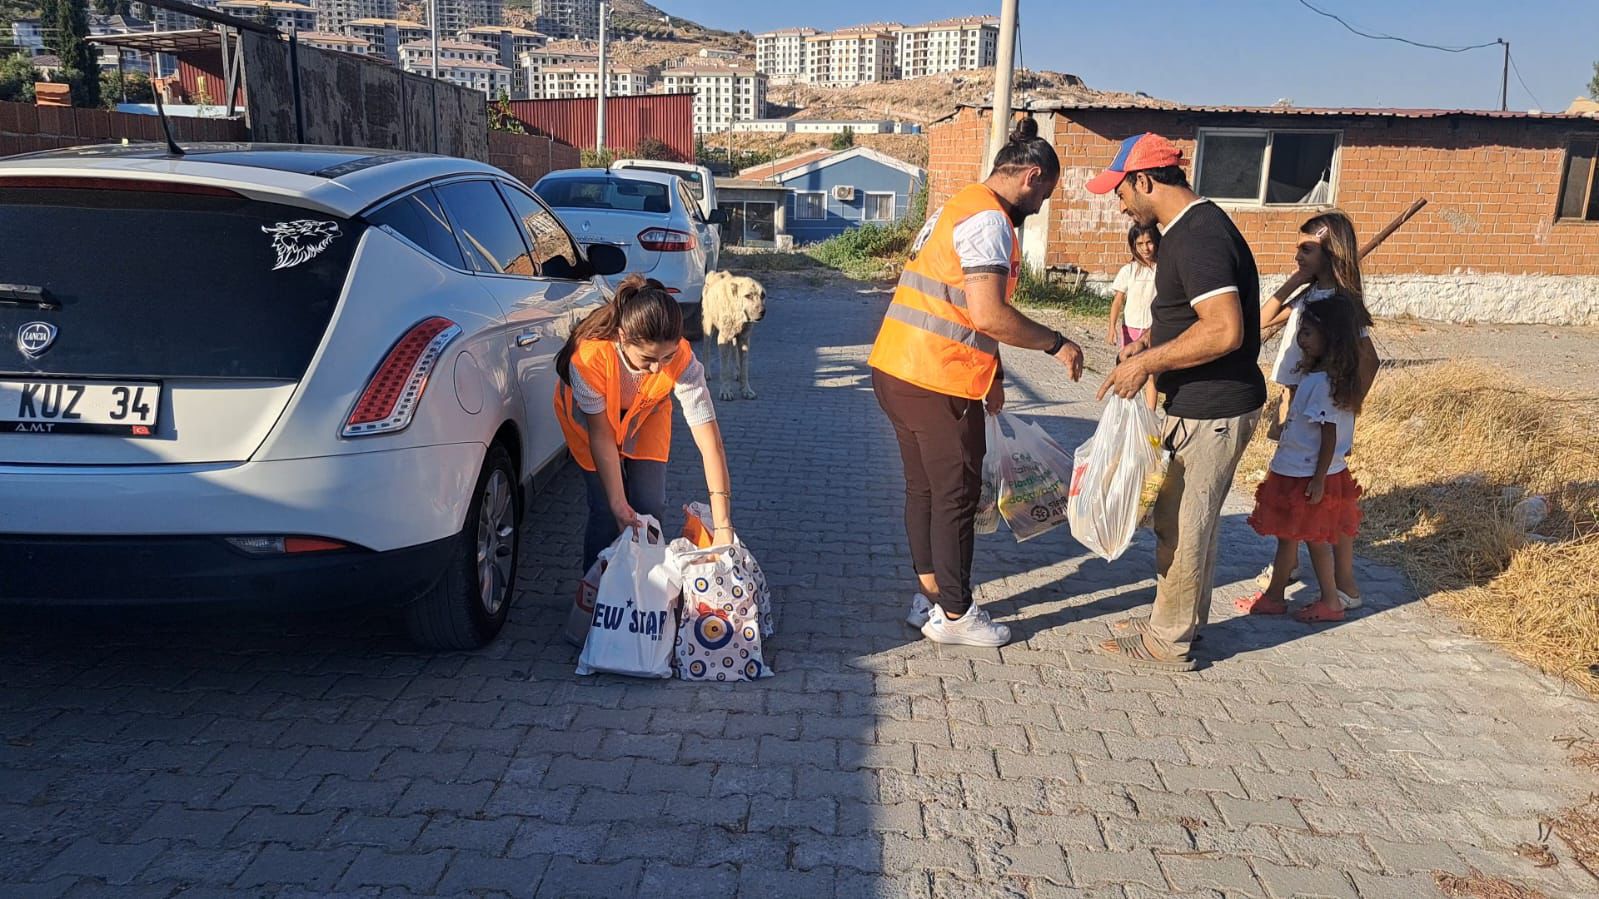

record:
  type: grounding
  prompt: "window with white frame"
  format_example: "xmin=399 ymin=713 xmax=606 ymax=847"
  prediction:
xmin=795 ymin=192 xmax=825 ymax=220
xmin=1195 ymin=128 xmax=1340 ymax=206
xmin=864 ymin=192 xmax=894 ymax=222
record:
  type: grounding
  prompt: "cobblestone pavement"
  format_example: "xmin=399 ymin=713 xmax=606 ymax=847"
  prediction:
xmin=2 ymin=273 xmax=1596 ymax=898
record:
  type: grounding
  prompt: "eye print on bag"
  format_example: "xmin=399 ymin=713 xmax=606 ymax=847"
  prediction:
xmin=262 ymin=220 xmax=342 ymax=271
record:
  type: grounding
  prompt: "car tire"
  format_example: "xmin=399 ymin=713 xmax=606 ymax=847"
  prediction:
xmin=404 ymin=443 xmax=519 ymax=650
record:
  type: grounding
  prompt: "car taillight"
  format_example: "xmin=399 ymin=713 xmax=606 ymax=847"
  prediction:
xmin=226 ymin=536 xmax=350 ymax=555
xmin=638 ymin=228 xmax=696 ymax=252
xmin=343 ymin=317 xmax=460 ymax=437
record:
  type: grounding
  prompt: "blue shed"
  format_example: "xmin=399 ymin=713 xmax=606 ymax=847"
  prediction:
xmin=766 ymin=147 xmax=926 ymax=244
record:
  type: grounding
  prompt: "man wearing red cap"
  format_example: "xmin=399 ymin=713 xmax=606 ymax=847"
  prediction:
xmin=1087 ymin=133 xmax=1267 ymax=670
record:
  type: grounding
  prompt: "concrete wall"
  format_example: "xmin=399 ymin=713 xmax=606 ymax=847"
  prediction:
xmin=0 ymin=100 xmax=247 ymax=157
xmin=242 ymin=30 xmax=488 ymax=160
xmin=928 ymin=106 xmax=1599 ymax=325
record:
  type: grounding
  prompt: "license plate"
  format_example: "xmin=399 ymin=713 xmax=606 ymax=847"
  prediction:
xmin=0 ymin=380 xmax=161 ymax=436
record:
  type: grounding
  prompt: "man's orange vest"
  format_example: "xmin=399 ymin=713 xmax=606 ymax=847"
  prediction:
xmin=868 ymin=183 xmax=1019 ymax=400
xmin=554 ymin=337 xmax=695 ymax=472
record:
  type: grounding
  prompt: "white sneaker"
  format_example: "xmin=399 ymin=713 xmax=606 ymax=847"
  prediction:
xmin=921 ymin=604 xmax=1011 ymax=647
xmin=906 ymin=592 xmax=934 ymax=628
xmin=1338 ymin=589 xmax=1364 ymax=610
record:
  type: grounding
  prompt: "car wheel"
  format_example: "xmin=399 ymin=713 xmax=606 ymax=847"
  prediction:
xmin=404 ymin=443 xmax=519 ymax=650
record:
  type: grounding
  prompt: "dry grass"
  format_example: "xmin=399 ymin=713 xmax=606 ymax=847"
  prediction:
xmin=1548 ymin=735 xmax=1599 ymax=882
xmin=1238 ymin=362 xmax=1599 ymax=694
xmin=1434 ymin=869 xmax=1550 ymax=899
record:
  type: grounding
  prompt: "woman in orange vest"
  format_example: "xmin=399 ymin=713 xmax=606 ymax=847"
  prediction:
xmin=555 ymin=275 xmax=733 ymax=571
xmin=870 ymin=118 xmax=1084 ymax=647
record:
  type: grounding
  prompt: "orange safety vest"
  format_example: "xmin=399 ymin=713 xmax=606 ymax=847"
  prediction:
xmin=554 ymin=337 xmax=695 ymax=472
xmin=868 ymin=183 xmax=1018 ymax=400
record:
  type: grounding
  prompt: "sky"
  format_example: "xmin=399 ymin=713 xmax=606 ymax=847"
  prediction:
xmin=653 ymin=0 xmax=1599 ymax=111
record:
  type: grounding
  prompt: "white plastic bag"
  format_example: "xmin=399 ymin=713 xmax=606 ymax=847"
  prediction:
xmin=669 ymin=537 xmax=773 ymax=682
xmin=1067 ymin=397 xmax=1164 ymax=561
xmin=975 ymin=413 xmax=1003 ymax=535
xmin=995 ymin=412 xmax=1074 ymax=542
xmin=576 ymin=516 xmax=679 ymax=678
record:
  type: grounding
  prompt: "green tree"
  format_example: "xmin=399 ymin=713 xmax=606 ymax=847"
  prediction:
xmin=829 ymin=126 xmax=855 ymax=151
xmin=92 ymin=0 xmax=131 ymax=15
xmin=100 ymin=68 xmax=152 ymax=105
xmin=44 ymin=0 xmax=100 ymax=108
xmin=488 ymin=91 xmax=526 ymax=133
xmin=1589 ymin=60 xmax=1599 ymax=99
xmin=0 ymin=53 xmax=38 ymax=103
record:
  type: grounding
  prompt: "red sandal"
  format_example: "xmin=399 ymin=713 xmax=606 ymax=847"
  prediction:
xmin=1235 ymin=592 xmax=1288 ymax=615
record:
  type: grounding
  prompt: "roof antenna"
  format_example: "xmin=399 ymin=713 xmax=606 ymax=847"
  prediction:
xmin=154 ymin=89 xmax=185 ymax=157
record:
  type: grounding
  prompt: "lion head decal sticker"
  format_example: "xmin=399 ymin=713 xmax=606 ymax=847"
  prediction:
xmin=262 ymin=220 xmax=342 ymax=271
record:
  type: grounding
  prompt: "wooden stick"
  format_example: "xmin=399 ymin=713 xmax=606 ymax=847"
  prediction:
xmin=1359 ymin=198 xmax=1428 ymax=259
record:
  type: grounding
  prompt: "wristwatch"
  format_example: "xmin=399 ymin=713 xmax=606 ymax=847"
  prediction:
xmin=1045 ymin=330 xmax=1068 ymax=355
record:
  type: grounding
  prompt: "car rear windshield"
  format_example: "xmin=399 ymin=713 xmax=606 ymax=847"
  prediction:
xmin=0 ymin=183 xmax=361 ymax=380
xmin=629 ymin=166 xmax=704 ymax=200
xmin=540 ymin=178 xmax=672 ymax=213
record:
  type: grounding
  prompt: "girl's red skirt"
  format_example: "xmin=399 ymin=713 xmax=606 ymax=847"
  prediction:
xmin=1248 ymin=469 xmax=1363 ymax=544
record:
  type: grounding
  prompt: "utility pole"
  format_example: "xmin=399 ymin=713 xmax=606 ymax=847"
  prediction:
xmin=985 ymin=0 xmax=1019 ymax=176
xmin=597 ymin=1 xmax=608 ymax=154
xmin=1498 ymin=38 xmax=1509 ymax=112
xmin=429 ymin=0 xmax=439 ymax=80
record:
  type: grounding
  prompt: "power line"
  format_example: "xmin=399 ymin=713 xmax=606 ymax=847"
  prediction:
xmin=1294 ymin=0 xmax=1499 ymax=54
xmin=1506 ymin=51 xmax=1545 ymax=110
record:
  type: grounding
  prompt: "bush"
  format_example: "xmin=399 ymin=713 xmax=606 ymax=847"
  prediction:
xmin=633 ymin=137 xmax=675 ymax=161
xmin=0 ymin=54 xmax=37 ymax=104
xmin=805 ymin=221 xmax=915 ymax=280
xmin=1012 ymin=265 xmax=1112 ymax=315
xmin=580 ymin=147 xmax=615 ymax=169
xmin=99 ymin=69 xmax=153 ymax=105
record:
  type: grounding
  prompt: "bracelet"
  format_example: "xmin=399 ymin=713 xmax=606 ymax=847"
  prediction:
xmin=1045 ymin=330 xmax=1067 ymax=355
xmin=708 ymin=490 xmax=731 ymax=498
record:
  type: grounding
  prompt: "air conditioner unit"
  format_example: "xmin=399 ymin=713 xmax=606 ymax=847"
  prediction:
xmin=832 ymin=185 xmax=857 ymax=201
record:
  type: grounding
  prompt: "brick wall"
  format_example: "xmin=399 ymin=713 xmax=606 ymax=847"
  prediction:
xmin=0 ymin=100 xmax=248 ymax=158
xmin=488 ymin=130 xmax=582 ymax=187
xmin=929 ymin=106 xmax=1599 ymax=279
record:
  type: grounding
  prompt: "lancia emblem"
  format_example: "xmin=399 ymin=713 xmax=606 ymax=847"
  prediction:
xmin=17 ymin=322 xmax=57 ymax=358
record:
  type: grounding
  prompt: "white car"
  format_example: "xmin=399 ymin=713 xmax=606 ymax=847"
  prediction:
xmin=609 ymin=158 xmax=717 ymax=223
xmin=534 ymin=167 xmax=721 ymax=339
xmin=0 ymin=143 xmax=627 ymax=648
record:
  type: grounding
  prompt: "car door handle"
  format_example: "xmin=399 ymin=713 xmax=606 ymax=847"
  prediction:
xmin=516 ymin=330 xmax=541 ymax=348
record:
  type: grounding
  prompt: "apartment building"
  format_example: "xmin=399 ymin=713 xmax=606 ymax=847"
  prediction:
xmin=215 ymin=1 xmax=318 ymax=34
xmin=531 ymin=0 xmax=600 ymax=41
xmin=535 ymin=64 xmax=649 ymax=100
xmin=348 ymin=18 xmax=428 ymax=64
xmin=896 ymin=16 xmax=998 ymax=79
xmin=803 ymin=25 xmax=897 ymax=87
xmin=399 ymin=38 xmax=499 ymax=69
xmin=427 ymin=0 xmax=504 ymax=38
xmin=310 ymin=0 xmax=394 ymax=35
xmin=299 ymin=30 xmax=371 ymax=55
xmin=754 ymin=28 xmax=816 ymax=84
xmin=661 ymin=67 xmax=766 ymax=133
xmin=520 ymin=49 xmax=597 ymax=99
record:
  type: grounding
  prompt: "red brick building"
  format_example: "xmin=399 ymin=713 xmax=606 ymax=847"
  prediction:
xmin=927 ymin=103 xmax=1599 ymax=324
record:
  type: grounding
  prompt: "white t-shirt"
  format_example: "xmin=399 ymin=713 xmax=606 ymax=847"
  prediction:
xmin=913 ymin=207 xmax=1015 ymax=274
xmin=1271 ymin=286 xmax=1371 ymax=385
xmin=1110 ymin=261 xmax=1156 ymax=329
xmin=570 ymin=342 xmax=716 ymax=428
xmin=1271 ymin=371 xmax=1354 ymax=477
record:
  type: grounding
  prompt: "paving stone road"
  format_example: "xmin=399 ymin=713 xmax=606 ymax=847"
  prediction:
xmin=1 ymin=272 xmax=1596 ymax=898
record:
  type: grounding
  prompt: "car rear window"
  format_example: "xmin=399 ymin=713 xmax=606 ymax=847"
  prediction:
xmin=0 ymin=184 xmax=361 ymax=380
xmin=626 ymin=166 xmax=704 ymax=200
xmin=538 ymin=178 xmax=672 ymax=213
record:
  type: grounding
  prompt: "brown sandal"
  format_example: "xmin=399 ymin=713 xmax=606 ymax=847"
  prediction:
xmin=1110 ymin=615 xmax=1203 ymax=644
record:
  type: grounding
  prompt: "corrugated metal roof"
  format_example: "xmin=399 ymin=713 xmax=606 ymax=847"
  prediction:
xmin=739 ymin=148 xmax=835 ymax=181
xmin=950 ymin=101 xmax=1599 ymax=121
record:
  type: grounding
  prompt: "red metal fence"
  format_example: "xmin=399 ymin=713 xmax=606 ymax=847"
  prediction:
xmin=505 ymin=94 xmax=694 ymax=162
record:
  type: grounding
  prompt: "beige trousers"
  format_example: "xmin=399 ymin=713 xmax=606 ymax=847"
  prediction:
xmin=1147 ymin=413 xmax=1258 ymax=656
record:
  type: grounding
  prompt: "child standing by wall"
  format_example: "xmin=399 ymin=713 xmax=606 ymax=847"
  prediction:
xmin=1106 ymin=223 xmax=1160 ymax=410
xmin=1238 ymin=298 xmax=1366 ymax=623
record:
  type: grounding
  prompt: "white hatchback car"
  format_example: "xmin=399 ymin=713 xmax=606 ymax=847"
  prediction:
xmin=533 ymin=167 xmax=720 ymax=338
xmin=0 ymin=143 xmax=627 ymax=648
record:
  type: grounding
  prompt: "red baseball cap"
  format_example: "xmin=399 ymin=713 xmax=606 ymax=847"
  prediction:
xmin=1085 ymin=133 xmax=1186 ymax=194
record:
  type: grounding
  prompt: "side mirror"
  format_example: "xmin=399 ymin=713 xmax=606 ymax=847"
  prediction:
xmin=707 ymin=208 xmax=728 ymax=225
xmin=586 ymin=243 xmax=628 ymax=277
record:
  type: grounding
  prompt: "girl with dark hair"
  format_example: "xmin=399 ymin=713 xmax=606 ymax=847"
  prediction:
xmin=1239 ymin=297 xmax=1366 ymax=624
xmin=554 ymin=275 xmax=733 ymax=571
xmin=1107 ymin=223 xmax=1160 ymax=408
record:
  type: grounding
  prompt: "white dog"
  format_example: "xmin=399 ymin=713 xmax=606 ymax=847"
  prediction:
xmin=701 ymin=271 xmax=767 ymax=401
